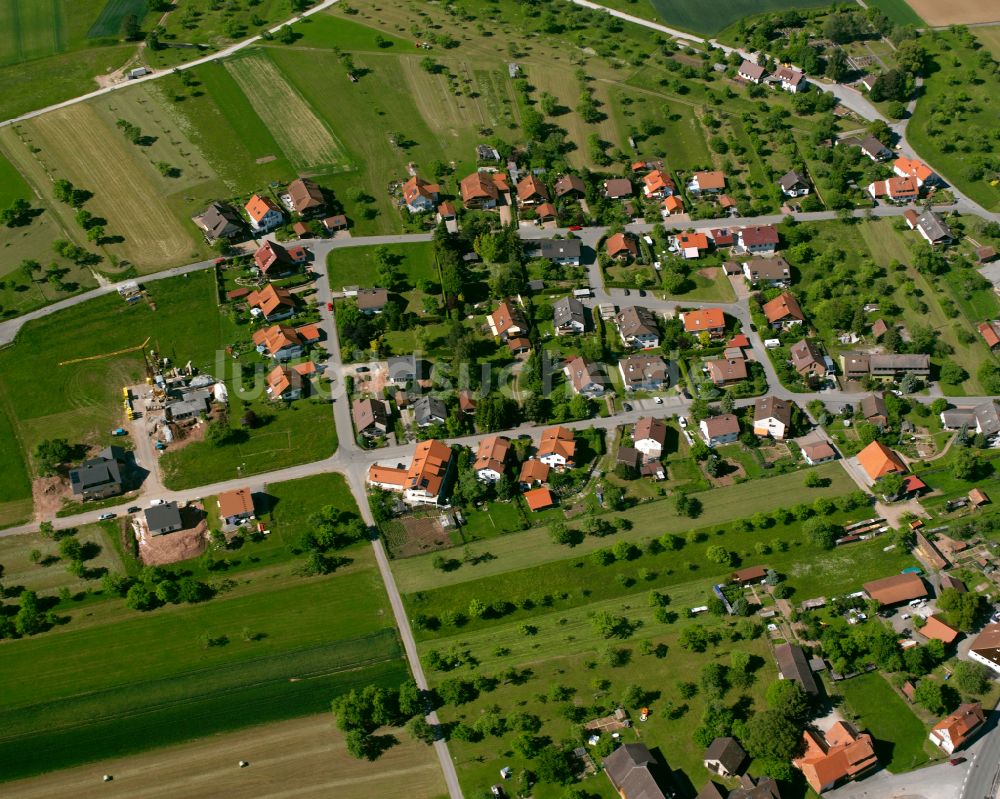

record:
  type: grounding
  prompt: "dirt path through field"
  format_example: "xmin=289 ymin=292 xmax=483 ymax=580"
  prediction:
xmin=4 ymin=714 xmax=445 ymax=799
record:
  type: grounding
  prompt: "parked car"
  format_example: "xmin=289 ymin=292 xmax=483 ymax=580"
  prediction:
xmin=678 ymin=416 xmax=688 ymax=429
xmin=356 ymin=366 xmax=370 ymax=373
xmin=127 ymin=506 xmax=141 ymax=514
xmin=949 ymin=757 xmax=966 ymax=766
xmin=149 ymin=499 xmax=165 ymax=506
xmin=638 ymin=290 xmax=646 ymax=297
xmin=326 ymin=302 xmax=333 ymax=311
xmin=98 ymin=512 xmax=116 ymax=521
xmin=654 ymin=396 xmax=663 ymax=404
xmin=568 ymin=225 xmax=582 ymax=231
xmin=622 ymin=402 xmax=633 ymax=412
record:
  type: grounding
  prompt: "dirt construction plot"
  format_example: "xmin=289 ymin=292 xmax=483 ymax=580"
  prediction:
xmin=904 ymin=0 xmax=1000 ymax=25
xmin=2 ymin=714 xmax=445 ymax=799
xmin=393 ymin=515 xmax=451 ymax=558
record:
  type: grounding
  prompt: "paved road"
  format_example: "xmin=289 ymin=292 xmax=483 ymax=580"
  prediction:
xmin=962 ymin=703 xmax=1000 ymax=799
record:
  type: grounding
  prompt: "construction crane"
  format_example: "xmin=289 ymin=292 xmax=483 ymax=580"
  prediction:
xmin=58 ymin=337 xmax=151 ymax=367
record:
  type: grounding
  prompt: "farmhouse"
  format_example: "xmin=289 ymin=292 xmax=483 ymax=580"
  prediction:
xmin=913 ymin=211 xmax=953 ymax=246
xmin=688 ymin=170 xmax=726 ymax=194
xmin=619 ymin=354 xmax=669 ymax=391
xmin=968 ymin=623 xmax=1000 ymax=674
xmin=762 ymin=292 xmax=805 ymax=329
xmin=737 ymin=225 xmax=779 ymax=255
xmin=554 ymin=296 xmax=587 ymax=335
xmin=538 ymin=426 xmax=576 ymax=469
xmin=564 ymin=355 xmax=606 ymax=397
xmin=516 ymin=175 xmax=549 ymax=206
xmin=753 ymin=395 xmax=792 ymax=440
xmin=790 ymin=339 xmax=826 ymax=378
xmin=863 ymin=572 xmax=927 ymax=606
xmin=402 ymin=175 xmax=440 ymax=213
xmin=614 ymin=306 xmax=660 ymax=349
xmin=254 ymin=240 xmax=308 ymax=278
xmin=357 ymin=288 xmax=389 ymax=315
xmin=533 ymin=238 xmax=582 ymax=265
xmin=194 ymin=201 xmax=243 ymax=242
xmin=868 ymin=353 xmax=930 ymax=380
xmin=474 ymin=435 xmax=511 ymax=482
xmin=633 ymin=416 xmax=667 ymax=459
xmin=487 ymin=299 xmax=529 ymax=341
xmin=69 ymin=446 xmax=126 ymax=500
xmin=774 ymin=643 xmax=819 ymax=695
xmin=604 ymin=743 xmax=672 ymax=799
xmin=700 ymin=413 xmax=740 ymax=447
xmin=929 ymin=704 xmax=984 ymax=754
xmin=738 ymin=61 xmax=767 ymax=84
xmin=743 ymin=257 xmax=790 ymax=286
xmin=245 ymin=194 xmax=283 ymax=233
xmin=554 ymin=173 xmax=586 ymax=199
xmin=352 ymin=397 xmax=390 ymax=437
xmin=367 ymin=439 xmax=454 ymax=506
xmin=682 ymin=307 xmax=726 ymax=338
xmin=217 ymin=488 xmax=255 ymax=526
xmin=793 ymin=722 xmax=878 ymax=794
xmin=145 ymin=502 xmax=184 ymax=536
xmin=840 ymin=353 xmax=870 ymax=381
xmin=606 ymin=232 xmax=638 ymax=261
xmin=703 ymin=737 xmax=747 ymax=779
xmin=247 ymin=284 xmax=295 ymax=321
xmin=706 ymin=358 xmax=747 ymax=386
xmin=518 ymin=458 xmax=550 ymax=489
xmin=778 ymin=170 xmax=810 ymax=197
xmin=286 ymin=178 xmax=325 ymax=217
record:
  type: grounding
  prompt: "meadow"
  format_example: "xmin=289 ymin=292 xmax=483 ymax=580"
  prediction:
xmin=326 ymin=242 xmax=438 ymax=289
xmin=598 ymin=0 xmax=834 ymax=35
xmin=0 ymin=522 xmax=124 ymax=595
xmin=862 ymin=0 xmax=925 ymax=26
xmin=975 ymin=25 xmax=1000 ymax=60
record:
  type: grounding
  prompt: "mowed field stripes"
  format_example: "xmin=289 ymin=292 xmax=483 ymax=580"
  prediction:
xmin=0 ymin=0 xmax=64 ymax=66
xmin=225 ymin=52 xmax=350 ymax=172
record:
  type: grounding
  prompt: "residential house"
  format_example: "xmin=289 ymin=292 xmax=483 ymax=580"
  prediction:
xmin=322 ymin=214 xmax=348 ymax=233
xmin=868 ymin=353 xmax=930 ymax=380
xmin=940 ymin=400 xmax=1000 ymax=446
xmin=286 ymin=178 xmax=325 ymax=217
xmin=606 ymin=232 xmax=638 ymax=261
xmin=487 ymin=299 xmax=528 ymax=341
xmin=860 ymin=393 xmax=889 ymax=426
xmin=662 ymin=195 xmax=685 ymax=216
xmin=894 ymin=157 xmax=938 ymax=188
xmin=507 ymin=336 xmax=531 ymax=356
xmin=458 ymin=389 xmax=476 ymax=416
xmin=920 ymin=616 xmax=960 ymax=645
xmin=266 ymin=364 xmax=305 ymax=401
xmin=857 ymin=440 xmax=907 ymax=481
xmin=867 ymin=176 xmax=919 ymax=202
xmin=604 ymin=743 xmax=672 ymax=799
xmin=252 ymin=324 xmax=307 ymax=361
xmin=728 ymin=775 xmax=782 ymax=799
xmin=711 ymin=228 xmax=737 ymax=248
xmin=802 ymin=441 xmax=837 ymax=465
xmin=475 ymin=143 xmax=501 ymax=162
xmin=402 ymin=175 xmax=440 ymax=213
xmin=194 ymin=201 xmax=243 ymax=242
xmin=733 ymin=566 xmax=767 ymax=585
xmin=413 ymin=395 xmax=447 ymax=428
xmin=968 ymin=623 xmax=1000 ymax=674
xmin=914 ymin=211 xmax=953 ymax=246
xmin=352 ymin=397 xmax=390 ymax=437
xmin=247 ymin=284 xmax=295 ymax=321
xmin=245 ymin=194 xmax=283 ymax=233
xmin=538 ymin=426 xmax=576 ymax=469
xmin=254 ymin=239 xmax=308 ymax=278
xmin=706 ymin=358 xmax=748 ymax=386
xmin=145 ymin=502 xmax=184 ymax=536
xmin=704 ymin=737 xmax=748 ymax=778
xmin=688 ymin=170 xmax=726 ymax=194
xmin=793 ymin=722 xmax=878 ymax=794
xmin=436 ymin=202 xmax=457 ymax=223
xmin=736 ymin=225 xmax=779 ymax=255
xmin=534 ymin=201 xmax=557 ymax=222
xmin=930 ymin=704 xmax=985 ymax=754
xmin=367 ymin=439 xmax=454 ymax=506
xmin=617 ymin=446 xmax=641 ymax=472
xmin=516 ymin=175 xmax=549 ymax=206
xmin=790 ymin=339 xmax=826 ymax=379
xmin=357 ymin=288 xmax=389 ymax=315
xmin=633 ymin=417 xmax=667 ymax=459
xmin=619 ymin=354 xmax=669 ymax=391
xmin=773 ymin=65 xmax=805 ymax=92
xmin=700 ymin=414 xmax=740 ymax=447
xmin=753 ymin=396 xmax=792 ymax=440
xmin=978 ymin=321 xmax=1000 ymax=350
xmin=554 ymin=296 xmax=587 ymax=335
xmin=524 ymin=486 xmax=556 ymax=511
xmin=69 ymin=446 xmax=126 ymax=500
xmin=614 ymin=305 xmax=660 ymax=349
xmin=675 ymin=232 xmax=710 ymax=259
xmin=218 ymin=488 xmax=255 ymax=526
xmin=642 ymin=169 xmax=676 ymax=199
xmin=534 ymin=238 xmax=581 ymax=265
xmin=682 ymin=308 xmax=726 ymax=338
xmin=518 ymin=458 xmax=550 ymax=489
xmin=474 ymin=435 xmax=511 ymax=482
xmin=864 ymin=572 xmax=927 ymax=606
xmin=858 ymin=136 xmax=892 ymax=161
xmin=554 ymin=173 xmax=586 ymax=199
xmin=387 ymin=355 xmax=418 ymax=386
xmin=840 ymin=353 xmax=870 ymax=381
xmin=460 ymin=171 xmax=507 ymax=209
xmin=762 ymin=292 xmax=805 ymax=329
xmin=738 ymin=61 xmax=767 ymax=84
xmin=603 ymin=178 xmax=633 ymax=200
xmin=976 ymin=246 xmax=998 ymax=264
xmin=774 ymin=643 xmax=819 ymax=695
xmin=743 ymin=257 xmax=790 ymax=287
xmin=564 ymin=355 xmax=606 ymax=397
xmin=778 ymin=170 xmax=810 ymax=197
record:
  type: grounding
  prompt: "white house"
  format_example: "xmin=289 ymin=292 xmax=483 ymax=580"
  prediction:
xmin=245 ymin=194 xmax=283 ymax=233
xmin=553 ymin=296 xmax=587 ymax=335
xmin=474 ymin=435 xmax=511 ymax=483
xmin=700 ymin=414 xmax=740 ymax=447
xmin=753 ymin=395 xmax=792 ymax=440
xmin=633 ymin=417 xmax=667 ymax=459
xmin=772 ymin=66 xmax=806 ymax=93
xmin=738 ymin=61 xmax=767 ymax=84
xmin=367 ymin=439 xmax=454 ymax=507
xmin=967 ymin=622 xmax=1000 ymax=674
xmin=929 ymin=704 xmax=985 ymax=755
xmin=538 ymin=426 xmax=576 ymax=469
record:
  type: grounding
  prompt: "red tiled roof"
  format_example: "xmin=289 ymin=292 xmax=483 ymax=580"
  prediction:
xmin=524 ymin=487 xmax=555 ymax=511
xmin=683 ymin=308 xmax=725 ymax=332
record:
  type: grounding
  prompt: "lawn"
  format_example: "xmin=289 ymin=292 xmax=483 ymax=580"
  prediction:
xmin=834 ymin=671 xmax=933 ymax=773
xmin=0 ymin=147 xmax=30 ymax=204
xmin=327 ymin=242 xmax=438 ymax=290
xmin=294 ymin=12 xmax=419 ymax=53
xmin=392 ymin=461 xmax=855 ymax=594
xmin=0 ymin=561 xmax=405 ymax=782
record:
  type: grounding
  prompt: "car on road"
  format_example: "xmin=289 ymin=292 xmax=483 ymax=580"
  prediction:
xmin=568 ymin=225 xmax=582 ymax=231
xmin=678 ymin=416 xmax=688 ymax=429
xmin=98 ymin=512 xmax=116 ymax=521
xmin=356 ymin=366 xmax=370 ymax=373
xmin=326 ymin=302 xmax=333 ymax=311
xmin=949 ymin=757 xmax=966 ymax=766
xmin=654 ymin=397 xmax=663 ymax=404
xmin=127 ymin=506 xmax=141 ymax=513
xmin=623 ymin=289 xmax=630 ymax=295
xmin=149 ymin=499 xmax=166 ymax=506
xmin=638 ymin=290 xmax=646 ymax=297
xmin=622 ymin=402 xmax=633 ymax=412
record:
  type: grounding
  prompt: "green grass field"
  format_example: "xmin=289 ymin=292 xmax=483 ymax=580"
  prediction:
xmin=87 ymin=0 xmax=147 ymax=39
xmin=0 ymin=145 xmax=30 ymax=205
xmin=0 ymin=522 xmax=124 ymax=595
xmin=863 ymin=0 xmax=924 ymax=26
xmin=835 ymin=671 xmax=932 ymax=773
xmin=0 ymin=403 xmax=32 ymax=528
xmin=644 ymin=0 xmax=832 ymax=35
xmin=327 ymin=242 xmax=438 ymax=289
xmin=294 ymin=12 xmax=418 ymax=52
xmin=975 ymin=26 xmax=1000 ymax=60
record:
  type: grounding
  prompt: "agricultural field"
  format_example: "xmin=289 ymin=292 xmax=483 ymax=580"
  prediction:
xmin=2 ymin=714 xmax=445 ymax=799
xmin=975 ymin=25 xmax=1000 ymax=60
xmin=904 ymin=0 xmax=1000 ymax=26
xmin=0 ymin=405 xmax=32 ymax=528
xmin=862 ymin=0 xmax=925 ymax=26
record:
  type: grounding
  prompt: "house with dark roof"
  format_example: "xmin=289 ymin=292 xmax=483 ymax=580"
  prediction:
xmin=619 ymin=354 xmax=669 ymax=391
xmin=857 ymin=135 xmax=892 ymax=161
xmin=738 ymin=61 xmax=767 ymax=83
xmin=968 ymin=622 xmax=1000 ymax=674
xmin=706 ymin=358 xmax=747 ymax=386
xmin=736 ymin=225 xmax=779 ymax=255
xmin=145 ymin=502 xmax=184 ymax=536
xmin=939 ymin=400 xmax=1000 ymax=445
xmin=860 ymin=394 xmax=888 ymax=426
xmin=554 ymin=173 xmax=586 ymax=199
xmin=413 ymin=395 xmax=447 ymax=427
xmin=357 ymin=288 xmax=389 ymax=315
xmin=914 ymin=211 xmax=953 ymax=246
xmin=564 ymin=356 xmax=606 ymax=397
xmin=614 ymin=306 xmax=660 ymax=349
xmin=802 ymin=440 xmax=836 ymax=465
xmin=774 ymin=643 xmax=819 ymax=695
xmin=603 ymin=178 xmax=633 ymax=200
xmin=554 ymin=296 xmax=587 ymax=335
xmin=868 ymin=353 xmax=930 ymax=380
xmin=633 ymin=416 xmax=668 ymax=459
xmin=194 ymin=201 xmax=243 ymax=242
xmin=69 ymin=446 xmax=126 ymax=500
xmin=790 ymin=339 xmax=826 ymax=379
xmin=533 ymin=238 xmax=582 ymax=265
xmin=286 ymin=178 xmax=325 ymax=217
xmin=704 ymin=737 xmax=748 ymax=778
xmin=700 ymin=414 xmax=740 ymax=447
xmin=353 ymin=397 xmax=390 ymax=437
xmin=743 ymin=257 xmax=790 ymax=287
xmin=604 ymin=743 xmax=672 ymax=799
xmin=778 ymin=170 xmax=810 ymax=197
xmin=772 ymin=65 xmax=806 ymax=92
xmin=753 ymin=396 xmax=792 ymax=440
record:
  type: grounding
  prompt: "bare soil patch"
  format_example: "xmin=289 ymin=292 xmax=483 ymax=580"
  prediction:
xmin=904 ymin=0 xmax=1000 ymax=26
xmin=32 ymin=475 xmax=70 ymax=519
xmin=393 ymin=514 xmax=450 ymax=558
